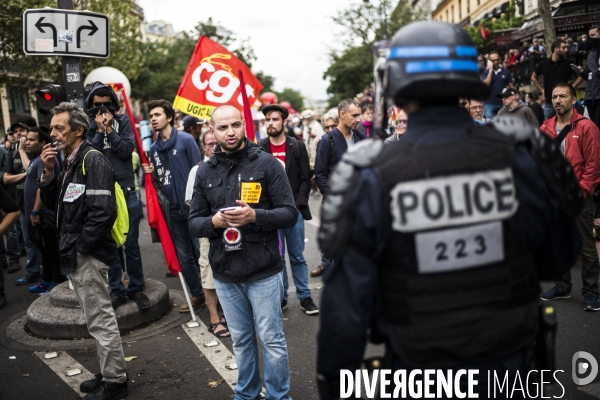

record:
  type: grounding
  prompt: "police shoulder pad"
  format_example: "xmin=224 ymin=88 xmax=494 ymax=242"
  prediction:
xmin=342 ymin=139 xmax=384 ymax=168
xmin=491 ymin=116 xmax=535 ymax=143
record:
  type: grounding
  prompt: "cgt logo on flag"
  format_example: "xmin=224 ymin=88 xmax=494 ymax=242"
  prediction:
xmin=173 ymin=36 xmax=263 ymax=120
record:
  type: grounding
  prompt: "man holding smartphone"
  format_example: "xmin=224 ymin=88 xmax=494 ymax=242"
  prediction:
xmin=189 ymin=104 xmax=297 ymax=400
xmin=531 ymin=39 xmax=584 ymax=120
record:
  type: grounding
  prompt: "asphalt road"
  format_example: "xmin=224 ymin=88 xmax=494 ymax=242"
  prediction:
xmin=0 ymin=194 xmax=599 ymax=400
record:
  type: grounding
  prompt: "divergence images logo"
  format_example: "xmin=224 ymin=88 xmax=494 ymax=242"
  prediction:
xmin=573 ymin=351 xmax=599 ymax=386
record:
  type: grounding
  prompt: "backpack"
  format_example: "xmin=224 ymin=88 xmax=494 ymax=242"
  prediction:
xmin=82 ymin=149 xmax=129 ymax=248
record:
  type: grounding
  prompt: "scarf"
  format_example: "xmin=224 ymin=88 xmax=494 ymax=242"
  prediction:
xmin=363 ymin=120 xmax=373 ymax=138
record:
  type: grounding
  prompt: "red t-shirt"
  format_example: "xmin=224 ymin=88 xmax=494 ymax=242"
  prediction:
xmin=270 ymin=142 xmax=286 ymax=164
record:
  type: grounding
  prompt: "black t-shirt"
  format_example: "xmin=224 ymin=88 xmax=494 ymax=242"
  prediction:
xmin=0 ymin=184 xmax=19 ymax=215
xmin=534 ymin=57 xmax=575 ymax=104
xmin=529 ymin=102 xmax=545 ymax=126
xmin=5 ymin=145 xmax=26 ymax=212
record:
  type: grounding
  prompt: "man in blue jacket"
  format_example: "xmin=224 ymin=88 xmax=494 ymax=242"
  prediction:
xmin=312 ymin=99 xmax=365 ymax=277
xmin=86 ymin=83 xmax=149 ymax=310
xmin=189 ymin=105 xmax=297 ymax=400
xmin=142 ymin=99 xmax=205 ymax=313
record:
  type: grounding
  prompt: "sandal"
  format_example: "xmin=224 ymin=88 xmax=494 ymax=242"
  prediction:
xmin=219 ymin=315 xmax=227 ymax=327
xmin=208 ymin=322 xmax=230 ymax=338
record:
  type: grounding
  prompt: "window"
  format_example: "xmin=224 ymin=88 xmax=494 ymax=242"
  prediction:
xmin=7 ymin=86 xmax=30 ymax=115
xmin=459 ymin=0 xmax=462 ymax=19
xmin=451 ymin=5 xmax=455 ymax=22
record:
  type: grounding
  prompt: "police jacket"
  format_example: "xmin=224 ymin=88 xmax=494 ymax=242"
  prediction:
xmin=580 ymin=47 xmax=600 ymax=100
xmin=189 ymin=139 xmax=298 ymax=283
xmin=39 ymin=141 xmax=117 ymax=275
xmin=540 ymin=109 xmax=600 ymax=197
xmin=259 ymin=136 xmax=312 ymax=220
xmin=316 ymin=106 xmax=581 ymax=396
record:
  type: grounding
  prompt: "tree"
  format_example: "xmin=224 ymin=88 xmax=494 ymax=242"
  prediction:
xmin=0 ymin=0 xmax=144 ymax=88
xmin=324 ymin=0 xmax=422 ymax=107
xmin=537 ymin=0 xmax=556 ymax=57
xmin=276 ymin=88 xmax=304 ymax=112
xmin=255 ymin=71 xmax=276 ymax=93
xmin=465 ymin=0 xmax=523 ymax=50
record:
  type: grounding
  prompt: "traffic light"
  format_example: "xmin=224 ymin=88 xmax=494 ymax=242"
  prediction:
xmin=36 ymin=84 xmax=66 ymax=117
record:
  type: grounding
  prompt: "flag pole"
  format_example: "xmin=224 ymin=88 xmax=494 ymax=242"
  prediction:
xmin=178 ymin=272 xmax=199 ymax=326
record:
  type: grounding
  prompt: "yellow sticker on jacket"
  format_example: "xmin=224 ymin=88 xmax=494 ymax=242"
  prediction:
xmin=241 ymin=182 xmax=262 ymax=204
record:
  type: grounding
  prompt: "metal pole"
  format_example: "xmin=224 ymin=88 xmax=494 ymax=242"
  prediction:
xmin=178 ymin=272 xmax=198 ymax=324
xmin=57 ymin=0 xmax=85 ymax=109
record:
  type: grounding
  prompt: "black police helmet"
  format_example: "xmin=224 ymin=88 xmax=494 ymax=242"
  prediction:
xmin=385 ymin=21 xmax=490 ymax=105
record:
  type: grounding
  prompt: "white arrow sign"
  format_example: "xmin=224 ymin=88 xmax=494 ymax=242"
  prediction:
xmin=23 ymin=8 xmax=109 ymax=59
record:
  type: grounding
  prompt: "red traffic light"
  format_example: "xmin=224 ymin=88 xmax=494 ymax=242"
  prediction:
xmin=43 ymin=93 xmax=52 ymax=101
xmin=35 ymin=84 xmax=66 ymax=116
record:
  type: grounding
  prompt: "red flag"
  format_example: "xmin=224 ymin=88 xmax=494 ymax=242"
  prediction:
xmin=173 ymin=36 xmax=263 ymax=120
xmin=479 ymin=24 xmax=491 ymax=40
xmin=118 ymin=87 xmax=181 ymax=275
xmin=238 ymin=70 xmax=256 ymax=143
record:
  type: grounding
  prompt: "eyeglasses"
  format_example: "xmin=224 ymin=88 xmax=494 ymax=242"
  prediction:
xmin=324 ymin=125 xmax=336 ymax=131
xmin=396 ymin=120 xmax=408 ymax=125
xmin=203 ymin=142 xmax=217 ymax=148
xmin=93 ymin=101 xmax=113 ymax=108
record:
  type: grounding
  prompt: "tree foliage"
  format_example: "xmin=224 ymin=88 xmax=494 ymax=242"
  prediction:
xmin=324 ymin=0 xmax=423 ymax=107
xmin=276 ymin=88 xmax=304 ymax=112
xmin=465 ymin=1 xmax=523 ymax=50
xmin=0 ymin=0 xmax=144 ymax=89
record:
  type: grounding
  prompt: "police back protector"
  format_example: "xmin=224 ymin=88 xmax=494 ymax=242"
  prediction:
xmin=373 ymin=125 xmax=539 ymax=367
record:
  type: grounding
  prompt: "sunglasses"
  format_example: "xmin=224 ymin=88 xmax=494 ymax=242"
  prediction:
xmin=93 ymin=101 xmax=113 ymax=108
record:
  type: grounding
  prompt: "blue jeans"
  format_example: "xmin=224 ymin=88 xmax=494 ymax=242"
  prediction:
xmin=0 ymin=224 xmax=20 ymax=263
xmin=109 ymin=191 xmax=145 ymax=297
xmin=170 ymin=209 xmax=203 ymax=298
xmin=215 ymin=272 xmax=291 ymax=400
xmin=19 ymin=213 xmax=40 ymax=278
xmin=320 ymin=252 xmax=333 ymax=269
xmin=280 ymin=213 xmax=311 ymax=301
xmin=543 ymin=102 xmax=556 ymax=121
xmin=484 ymin=103 xmax=502 ymax=120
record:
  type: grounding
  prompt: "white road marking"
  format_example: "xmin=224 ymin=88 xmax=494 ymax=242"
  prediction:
xmin=182 ymin=320 xmax=237 ymax=392
xmin=35 ymin=351 xmax=94 ymax=397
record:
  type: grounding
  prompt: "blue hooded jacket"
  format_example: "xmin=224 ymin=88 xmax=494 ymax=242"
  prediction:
xmin=149 ymin=127 xmax=201 ymax=214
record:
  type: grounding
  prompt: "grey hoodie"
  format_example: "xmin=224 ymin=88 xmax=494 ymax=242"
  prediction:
xmin=496 ymin=100 xmax=540 ymax=128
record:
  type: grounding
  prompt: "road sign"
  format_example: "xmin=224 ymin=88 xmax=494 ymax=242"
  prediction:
xmin=23 ymin=8 xmax=109 ymax=59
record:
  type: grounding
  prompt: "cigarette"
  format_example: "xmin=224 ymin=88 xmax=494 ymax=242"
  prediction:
xmin=52 ymin=142 xmax=58 ymax=147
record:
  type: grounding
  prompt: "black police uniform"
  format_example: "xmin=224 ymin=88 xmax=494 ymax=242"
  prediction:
xmin=316 ymin=105 xmax=582 ymax=398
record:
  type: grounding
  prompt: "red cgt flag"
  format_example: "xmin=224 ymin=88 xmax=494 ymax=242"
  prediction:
xmin=173 ymin=36 xmax=263 ymax=137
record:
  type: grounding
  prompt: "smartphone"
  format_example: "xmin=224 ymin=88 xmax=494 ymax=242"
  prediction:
xmin=570 ymin=64 xmax=580 ymax=71
xmin=220 ymin=206 xmax=241 ymax=213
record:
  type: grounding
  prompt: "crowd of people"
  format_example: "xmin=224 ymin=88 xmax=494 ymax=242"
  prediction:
xmin=0 ymin=21 xmax=598 ymax=400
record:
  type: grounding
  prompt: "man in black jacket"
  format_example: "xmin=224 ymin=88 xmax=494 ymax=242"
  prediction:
xmin=40 ymin=103 xmax=128 ymax=400
xmin=189 ymin=105 xmax=297 ymax=400
xmin=86 ymin=83 xmax=149 ymax=310
xmin=312 ymin=98 xmax=366 ymax=277
xmin=259 ymin=104 xmax=318 ymax=314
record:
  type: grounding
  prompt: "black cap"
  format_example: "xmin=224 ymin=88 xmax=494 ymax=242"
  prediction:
xmin=182 ymin=115 xmax=206 ymax=131
xmin=497 ymin=87 xmax=518 ymax=98
xmin=9 ymin=122 xmax=30 ymax=132
xmin=262 ymin=104 xmax=289 ymax=120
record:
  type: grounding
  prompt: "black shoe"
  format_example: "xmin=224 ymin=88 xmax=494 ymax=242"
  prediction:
xmin=110 ymin=296 xmax=128 ymax=310
xmin=82 ymin=380 xmax=128 ymax=400
xmin=281 ymin=299 xmax=288 ymax=310
xmin=128 ymin=291 xmax=151 ymax=309
xmin=300 ymin=297 xmax=319 ymax=315
xmin=81 ymin=373 xmax=103 ymax=393
xmin=0 ymin=295 xmax=6 ymax=310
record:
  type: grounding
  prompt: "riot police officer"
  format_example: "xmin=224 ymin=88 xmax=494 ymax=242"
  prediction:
xmin=316 ymin=21 xmax=582 ymax=398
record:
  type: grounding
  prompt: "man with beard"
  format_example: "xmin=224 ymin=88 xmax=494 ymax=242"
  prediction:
xmin=189 ymin=105 xmax=297 ymax=399
xmin=24 ymin=127 xmax=65 ymax=294
xmin=532 ymin=39 xmax=584 ymax=120
xmin=141 ymin=100 xmax=205 ymax=313
xmin=259 ymin=104 xmax=318 ymax=314
xmin=312 ymin=99 xmax=365 ymax=277
xmin=540 ymin=83 xmax=600 ymax=311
